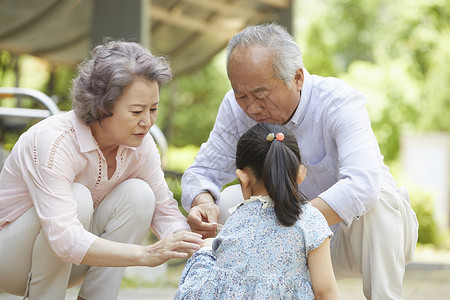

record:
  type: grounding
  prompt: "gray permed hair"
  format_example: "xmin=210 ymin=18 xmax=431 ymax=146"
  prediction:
xmin=226 ymin=23 xmax=303 ymax=87
xmin=71 ymin=40 xmax=173 ymax=125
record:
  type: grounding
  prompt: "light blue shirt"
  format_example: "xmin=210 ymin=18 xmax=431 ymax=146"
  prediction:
xmin=181 ymin=69 xmax=402 ymax=226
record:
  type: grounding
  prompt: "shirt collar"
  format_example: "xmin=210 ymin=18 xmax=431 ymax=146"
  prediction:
xmin=68 ymin=110 xmax=139 ymax=153
xmin=287 ymin=68 xmax=312 ymax=127
xmin=68 ymin=110 xmax=99 ymax=153
xmin=228 ymin=195 xmax=274 ymax=216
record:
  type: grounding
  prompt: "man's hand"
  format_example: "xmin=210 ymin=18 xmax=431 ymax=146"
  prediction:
xmin=187 ymin=192 xmax=220 ymax=238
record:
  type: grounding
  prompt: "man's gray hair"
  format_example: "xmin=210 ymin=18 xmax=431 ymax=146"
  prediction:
xmin=71 ymin=40 xmax=172 ymax=125
xmin=226 ymin=23 xmax=303 ymax=87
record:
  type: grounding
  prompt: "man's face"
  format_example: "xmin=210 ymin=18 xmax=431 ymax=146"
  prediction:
xmin=228 ymin=46 xmax=303 ymax=124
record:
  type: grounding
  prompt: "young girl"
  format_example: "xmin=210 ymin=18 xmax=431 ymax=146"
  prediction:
xmin=175 ymin=122 xmax=340 ymax=299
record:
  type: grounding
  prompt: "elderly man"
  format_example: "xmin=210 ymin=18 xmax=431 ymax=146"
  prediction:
xmin=181 ymin=23 xmax=418 ymax=299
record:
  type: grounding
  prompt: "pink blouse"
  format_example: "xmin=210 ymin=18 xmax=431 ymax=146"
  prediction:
xmin=0 ymin=110 xmax=189 ymax=265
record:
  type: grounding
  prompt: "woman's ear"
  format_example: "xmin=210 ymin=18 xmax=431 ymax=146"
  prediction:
xmin=296 ymin=165 xmax=307 ymax=184
xmin=236 ymin=169 xmax=250 ymax=189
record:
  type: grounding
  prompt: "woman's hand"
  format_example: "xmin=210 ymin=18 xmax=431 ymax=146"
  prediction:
xmin=143 ymin=231 xmax=203 ymax=267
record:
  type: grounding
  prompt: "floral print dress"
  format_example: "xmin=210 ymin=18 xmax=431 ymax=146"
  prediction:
xmin=175 ymin=195 xmax=333 ymax=299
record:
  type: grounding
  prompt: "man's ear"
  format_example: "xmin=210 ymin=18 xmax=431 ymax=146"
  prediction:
xmin=294 ymin=68 xmax=304 ymax=92
xmin=236 ymin=169 xmax=250 ymax=189
xmin=296 ymin=164 xmax=307 ymax=184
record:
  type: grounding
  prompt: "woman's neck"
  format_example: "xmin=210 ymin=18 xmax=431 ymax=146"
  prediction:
xmin=90 ymin=123 xmax=118 ymax=157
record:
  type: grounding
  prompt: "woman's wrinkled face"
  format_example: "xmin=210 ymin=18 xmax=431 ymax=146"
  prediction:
xmin=228 ymin=46 xmax=303 ymax=125
xmin=93 ymin=78 xmax=159 ymax=149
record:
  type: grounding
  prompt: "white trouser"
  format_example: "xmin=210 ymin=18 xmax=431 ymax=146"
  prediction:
xmin=217 ymin=183 xmax=419 ymax=300
xmin=0 ymin=179 xmax=155 ymax=300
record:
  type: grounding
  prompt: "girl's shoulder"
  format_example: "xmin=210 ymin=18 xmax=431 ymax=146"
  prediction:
xmin=300 ymin=203 xmax=324 ymax=218
xmin=295 ymin=203 xmax=333 ymax=251
xmin=296 ymin=203 xmax=330 ymax=231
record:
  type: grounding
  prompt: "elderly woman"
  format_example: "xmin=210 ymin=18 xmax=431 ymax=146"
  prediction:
xmin=0 ymin=41 xmax=202 ymax=300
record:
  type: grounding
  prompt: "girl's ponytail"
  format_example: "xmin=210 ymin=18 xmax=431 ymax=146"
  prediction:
xmin=263 ymin=130 xmax=302 ymax=226
xmin=236 ymin=122 xmax=307 ymax=227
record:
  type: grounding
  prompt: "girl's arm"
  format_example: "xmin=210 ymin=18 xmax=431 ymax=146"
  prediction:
xmin=308 ymin=237 xmax=340 ymax=300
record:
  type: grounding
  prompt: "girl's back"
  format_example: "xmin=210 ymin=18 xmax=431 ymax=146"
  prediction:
xmin=176 ymin=197 xmax=331 ymax=299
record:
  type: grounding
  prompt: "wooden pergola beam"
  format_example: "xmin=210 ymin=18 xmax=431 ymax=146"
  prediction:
xmin=149 ymin=5 xmax=244 ymax=39
xmin=258 ymin=0 xmax=290 ymax=9
xmin=181 ymin=0 xmax=263 ymax=19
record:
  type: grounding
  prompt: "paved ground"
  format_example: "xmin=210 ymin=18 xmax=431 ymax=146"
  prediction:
xmin=1 ymin=250 xmax=449 ymax=299
xmin=1 ymin=264 xmax=449 ymax=300
xmin=336 ymin=263 xmax=450 ymax=300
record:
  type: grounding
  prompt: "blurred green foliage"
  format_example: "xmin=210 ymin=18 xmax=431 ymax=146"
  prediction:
xmin=409 ymin=187 xmax=450 ymax=248
xmin=164 ymin=145 xmax=200 ymax=216
xmin=410 ymin=188 xmax=439 ymax=245
xmin=157 ymin=53 xmax=230 ymax=147
xmin=296 ymin=0 xmax=450 ymax=162
xmin=0 ymin=50 xmax=75 ymax=109
xmin=165 ymin=145 xmax=199 ymax=173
